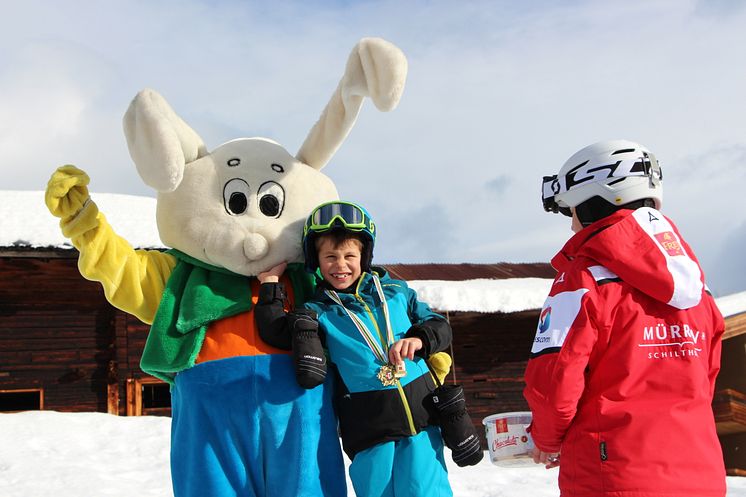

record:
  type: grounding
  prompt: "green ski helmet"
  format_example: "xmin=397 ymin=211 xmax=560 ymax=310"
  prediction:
xmin=302 ymin=201 xmax=376 ymax=273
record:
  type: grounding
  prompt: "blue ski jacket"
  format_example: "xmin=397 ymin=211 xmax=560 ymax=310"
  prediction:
xmin=304 ymin=269 xmax=452 ymax=457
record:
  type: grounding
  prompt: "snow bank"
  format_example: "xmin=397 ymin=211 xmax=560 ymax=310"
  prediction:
xmin=1 ymin=411 xmax=745 ymax=497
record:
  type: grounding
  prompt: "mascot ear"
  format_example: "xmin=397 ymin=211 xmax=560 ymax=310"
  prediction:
xmin=123 ymin=89 xmax=208 ymax=192
xmin=296 ymin=37 xmax=407 ymax=170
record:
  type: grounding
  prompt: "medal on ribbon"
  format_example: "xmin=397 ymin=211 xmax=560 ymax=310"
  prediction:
xmin=326 ymin=275 xmax=407 ymax=386
xmin=377 ymin=364 xmax=398 ymax=386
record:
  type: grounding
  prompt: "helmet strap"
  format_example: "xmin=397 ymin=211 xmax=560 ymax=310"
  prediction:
xmin=361 ymin=241 xmax=374 ymax=273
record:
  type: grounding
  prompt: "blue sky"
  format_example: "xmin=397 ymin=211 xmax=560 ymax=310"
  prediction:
xmin=2 ymin=0 xmax=745 ymax=295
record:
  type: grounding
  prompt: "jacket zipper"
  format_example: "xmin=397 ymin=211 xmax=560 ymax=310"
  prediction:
xmin=394 ymin=383 xmax=417 ymax=435
xmin=355 ymin=285 xmax=417 ymax=436
xmin=600 ymin=441 xmax=608 ymax=461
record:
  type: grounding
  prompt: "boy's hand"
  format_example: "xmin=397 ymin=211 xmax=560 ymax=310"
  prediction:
xmin=258 ymin=262 xmax=288 ymax=283
xmin=388 ymin=337 xmax=423 ymax=365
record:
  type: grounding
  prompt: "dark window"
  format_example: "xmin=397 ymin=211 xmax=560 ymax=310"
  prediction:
xmin=0 ymin=390 xmax=43 ymax=412
xmin=142 ymin=383 xmax=171 ymax=410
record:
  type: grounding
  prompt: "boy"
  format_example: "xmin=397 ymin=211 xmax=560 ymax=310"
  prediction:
xmin=256 ymin=201 xmax=482 ymax=497
xmin=525 ymin=140 xmax=726 ymax=496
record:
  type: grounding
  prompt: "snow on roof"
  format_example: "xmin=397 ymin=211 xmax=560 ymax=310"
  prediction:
xmin=410 ymin=279 xmax=746 ymax=316
xmin=408 ymin=278 xmax=553 ymax=313
xmin=715 ymin=291 xmax=746 ymax=318
xmin=1 ymin=190 xmax=164 ymax=249
xmin=3 ymin=190 xmax=745 ymax=317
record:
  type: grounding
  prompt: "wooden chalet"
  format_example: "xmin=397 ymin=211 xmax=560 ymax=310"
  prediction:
xmin=2 ymin=202 xmax=745 ymax=472
xmin=0 ymin=246 xmax=555 ymax=423
xmin=0 ymin=247 xmax=169 ymax=416
xmin=0 ymin=191 xmax=166 ymax=416
xmin=712 ymin=299 xmax=746 ymax=475
xmin=3 ymin=191 xmax=556 ymax=421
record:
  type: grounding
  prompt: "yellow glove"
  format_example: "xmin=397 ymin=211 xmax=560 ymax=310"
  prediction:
xmin=44 ymin=164 xmax=176 ymax=324
xmin=46 ymin=165 xmax=101 ymax=239
xmin=429 ymin=351 xmax=452 ymax=385
xmin=46 ymin=165 xmax=91 ymax=220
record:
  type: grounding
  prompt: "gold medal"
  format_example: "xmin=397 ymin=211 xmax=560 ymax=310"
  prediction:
xmin=377 ymin=364 xmax=398 ymax=386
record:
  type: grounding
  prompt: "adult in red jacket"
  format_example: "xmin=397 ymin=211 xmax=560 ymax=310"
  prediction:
xmin=524 ymin=140 xmax=726 ymax=497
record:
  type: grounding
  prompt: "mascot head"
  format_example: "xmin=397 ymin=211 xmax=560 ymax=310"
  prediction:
xmin=122 ymin=38 xmax=407 ymax=276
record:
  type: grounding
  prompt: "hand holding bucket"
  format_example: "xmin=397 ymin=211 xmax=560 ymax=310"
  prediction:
xmin=532 ymin=447 xmax=560 ymax=469
xmin=482 ymin=411 xmax=536 ymax=467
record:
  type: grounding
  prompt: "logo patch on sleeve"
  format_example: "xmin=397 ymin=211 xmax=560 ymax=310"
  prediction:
xmin=531 ymin=289 xmax=589 ymax=355
xmin=653 ymin=231 xmax=685 ymax=257
xmin=538 ymin=306 xmax=552 ymax=333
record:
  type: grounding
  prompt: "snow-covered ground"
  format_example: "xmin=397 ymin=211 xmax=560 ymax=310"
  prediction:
xmin=0 ymin=411 xmax=744 ymax=497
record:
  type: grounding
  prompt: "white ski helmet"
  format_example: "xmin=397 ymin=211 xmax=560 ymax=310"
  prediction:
xmin=542 ymin=139 xmax=663 ymax=217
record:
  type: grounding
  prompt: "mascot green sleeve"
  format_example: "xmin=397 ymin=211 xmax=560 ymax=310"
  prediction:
xmin=44 ymin=38 xmax=407 ymax=497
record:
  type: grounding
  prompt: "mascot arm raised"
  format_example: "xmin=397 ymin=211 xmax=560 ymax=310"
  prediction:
xmin=45 ymin=165 xmax=176 ymax=324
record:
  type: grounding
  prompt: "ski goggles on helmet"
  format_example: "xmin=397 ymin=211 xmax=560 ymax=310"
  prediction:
xmin=303 ymin=201 xmax=375 ymax=238
xmin=542 ymin=151 xmax=662 ymax=218
xmin=542 ymin=175 xmax=572 ymax=217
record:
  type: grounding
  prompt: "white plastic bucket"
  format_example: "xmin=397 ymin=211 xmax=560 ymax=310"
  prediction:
xmin=482 ymin=411 xmax=534 ymax=467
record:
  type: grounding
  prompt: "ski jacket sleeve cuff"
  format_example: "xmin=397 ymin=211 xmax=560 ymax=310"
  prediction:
xmin=406 ymin=318 xmax=452 ymax=357
xmin=258 ymin=282 xmax=287 ymax=305
xmin=255 ymin=283 xmax=292 ymax=350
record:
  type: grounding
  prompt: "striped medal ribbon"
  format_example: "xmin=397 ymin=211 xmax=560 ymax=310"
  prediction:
xmin=325 ymin=275 xmax=405 ymax=386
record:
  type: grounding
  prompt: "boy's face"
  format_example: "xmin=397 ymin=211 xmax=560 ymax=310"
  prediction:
xmin=317 ymin=237 xmax=363 ymax=290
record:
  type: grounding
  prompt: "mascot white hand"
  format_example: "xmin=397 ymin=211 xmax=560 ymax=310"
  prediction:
xmin=45 ymin=37 xmax=407 ymax=497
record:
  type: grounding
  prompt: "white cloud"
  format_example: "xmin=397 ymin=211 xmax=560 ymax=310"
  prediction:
xmin=1 ymin=0 xmax=745 ymax=294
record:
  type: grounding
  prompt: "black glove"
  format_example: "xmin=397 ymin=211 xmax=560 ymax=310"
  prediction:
xmin=426 ymin=384 xmax=484 ymax=467
xmin=288 ymin=309 xmax=327 ymax=389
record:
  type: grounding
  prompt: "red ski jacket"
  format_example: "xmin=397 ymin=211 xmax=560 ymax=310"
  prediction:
xmin=524 ymin=208 xmax=726 ymax=497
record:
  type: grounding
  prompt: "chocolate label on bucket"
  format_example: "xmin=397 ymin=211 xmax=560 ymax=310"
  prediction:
xmin=485 ymin=415 xmax=535 ymax=466
xmin=484 ymin=412 xmax=535 ymax=467
xmin=492 ymin=433 xmax=532 ymax=452
xmin=493 ymin=435 xmax=518 ymax=451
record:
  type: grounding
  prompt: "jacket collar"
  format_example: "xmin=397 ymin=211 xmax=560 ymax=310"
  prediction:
xmin=551 ymin=209 xmax=633 ymax=272
xmin=551 ymin=207 xmax=704 ymax=309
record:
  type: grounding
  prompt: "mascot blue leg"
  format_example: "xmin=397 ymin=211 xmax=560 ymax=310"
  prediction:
xmin=170 ymin=355 xmax=347 ymax=497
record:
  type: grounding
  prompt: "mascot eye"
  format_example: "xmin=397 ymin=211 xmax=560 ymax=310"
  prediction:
xmin=257 ymin=181 xmax=285 ymax=218
xmin=223 ymin=179 xmax=251 ymax=215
